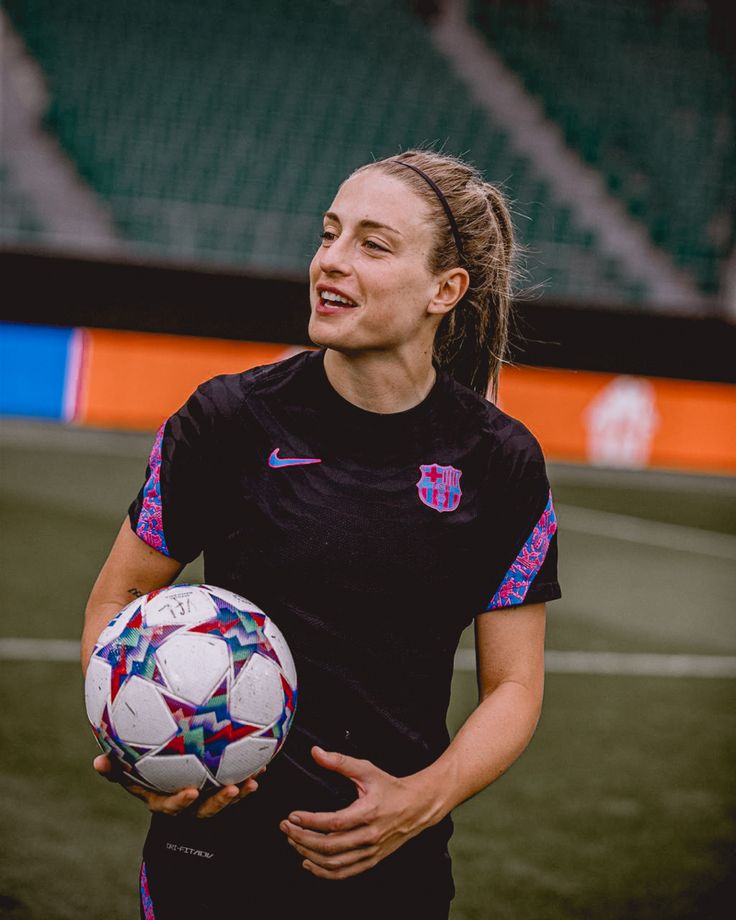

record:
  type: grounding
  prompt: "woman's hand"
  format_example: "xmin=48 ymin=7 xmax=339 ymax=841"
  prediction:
xmin=279 ymin=746 xmax=443 ymax=880
xmin=93 ymin=753 xmax=261 ymax=818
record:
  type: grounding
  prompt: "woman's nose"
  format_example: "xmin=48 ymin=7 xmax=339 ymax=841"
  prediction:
xmin=319 ymin=236 xmax=351 ymax=275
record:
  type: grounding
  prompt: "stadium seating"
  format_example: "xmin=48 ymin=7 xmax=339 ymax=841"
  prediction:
xmin=4 ymin=0 xmax=668 ymax=303
xmin=471 ymin=0 xmax=735 ymax=295
xmin=0 ymin=162 xmax=46 ymax=244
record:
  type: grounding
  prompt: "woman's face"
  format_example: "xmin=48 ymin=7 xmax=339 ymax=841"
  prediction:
xmin=308 ymin=168 xmax=446 ymax=356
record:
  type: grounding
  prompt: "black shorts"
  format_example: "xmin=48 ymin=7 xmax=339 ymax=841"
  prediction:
xmin=140 ymin=857 xmax=453 ymax=920
xmin=138 ymin=752 xmax=454 ymax=920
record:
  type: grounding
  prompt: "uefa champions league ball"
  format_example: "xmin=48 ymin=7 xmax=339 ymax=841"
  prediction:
xmin=84 ymin=584 xmax=297 ymax=794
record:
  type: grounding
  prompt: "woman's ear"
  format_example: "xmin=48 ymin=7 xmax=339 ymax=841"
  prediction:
xmin=427 ymin=268 xmax=470 ymax=316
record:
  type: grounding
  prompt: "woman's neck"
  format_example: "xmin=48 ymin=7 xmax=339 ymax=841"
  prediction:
xmin=323 ymin=348 xmax=436 ymax=414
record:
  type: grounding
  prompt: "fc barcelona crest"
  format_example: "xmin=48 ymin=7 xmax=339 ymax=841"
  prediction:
xmin=416 ymin=464 xmax=463 ymax=513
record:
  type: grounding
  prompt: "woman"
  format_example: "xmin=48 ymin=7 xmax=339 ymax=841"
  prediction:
xmin=82 ymin=149 xmax=560 ymax=919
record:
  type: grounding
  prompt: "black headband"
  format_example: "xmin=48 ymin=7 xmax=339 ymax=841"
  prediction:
xmin=396 ymin=160 xmax=466 ymax=264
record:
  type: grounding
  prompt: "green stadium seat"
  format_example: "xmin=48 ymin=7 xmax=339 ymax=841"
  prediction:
xmin=3 ymin=0 xmax=665 ymax=304
xmin=470 ymin=0 xmax=734 ymax=295
xmin=0 ymin=163 xmax=47 ymax=244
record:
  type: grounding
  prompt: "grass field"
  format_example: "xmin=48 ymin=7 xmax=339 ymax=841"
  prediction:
xmin=1 ymin=419 xmax=734 ymax=919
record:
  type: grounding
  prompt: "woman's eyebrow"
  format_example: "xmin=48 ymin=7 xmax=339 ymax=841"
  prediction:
xmin=323 ymin=211 xmax=403 ymax=237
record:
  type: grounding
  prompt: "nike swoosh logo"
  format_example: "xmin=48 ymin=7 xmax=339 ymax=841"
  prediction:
xmin=268 ymin=448 xmax=322 ymax=468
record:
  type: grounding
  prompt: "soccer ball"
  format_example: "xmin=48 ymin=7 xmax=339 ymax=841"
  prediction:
xmin=84 ymin=584 xmax=297 ymax=794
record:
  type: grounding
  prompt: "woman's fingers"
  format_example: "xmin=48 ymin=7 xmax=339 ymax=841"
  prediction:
xmin=194 ymin=784 xmax=240 ymax=818
xmin=280 ymin=819 xmax=382 ymax=875
xmin=195 ymin=774 xmax=262 ymax=818
xmin=286 ymin=798 xmax=369 ymax=834
xmin=279 ymin=765 xmax=424 ymax=879
xmin=302 ymin=853 xmax=379 ymax=880
xmin=280 ymin=820 xmax=375 ymax=858
xmin=94 ymin=755 xmax=264 ymax=816
xmin=93 ymin=753 xmax=123 ymax=782
xmin=93 ymin=753 xmax=199 ymax=813
xmin=141 ymin=787 xmax=200 ymax=816
xmin=93 ymin=753 xmax=111 ymax=774
xmin=289 ymin=837 xmax=378 ymax=872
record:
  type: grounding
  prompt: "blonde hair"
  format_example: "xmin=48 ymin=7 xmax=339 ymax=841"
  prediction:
xmin=354 ymin=149 xmax=515 ymax=401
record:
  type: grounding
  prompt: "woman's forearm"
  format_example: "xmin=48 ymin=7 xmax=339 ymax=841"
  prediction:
xmin=81 ymin=520 xmax=183 ymax=673
xmin=411 ymin=676 xmax=544 ymax=828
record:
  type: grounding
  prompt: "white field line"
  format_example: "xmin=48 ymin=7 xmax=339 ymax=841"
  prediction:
xmin=2 ymin=638 xmax=735 ymax=678
xmin=557 ymin=504 xmax=736 ymax=560
xmin=454 ymin=647 xmax=736 ymax=678
xmin=0 ymin=638 xmax=81 ymax=661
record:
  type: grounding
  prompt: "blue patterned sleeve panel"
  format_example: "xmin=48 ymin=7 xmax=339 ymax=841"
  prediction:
xmin=139 ymin=862 xmax=155 ymax=919
xmin=486 ymin=490 xmax=558 ymax=609
xmin=134 ymin=422 xmax=171 ymax=556
xmin=128 ymin=384 xmax=213 ymax=564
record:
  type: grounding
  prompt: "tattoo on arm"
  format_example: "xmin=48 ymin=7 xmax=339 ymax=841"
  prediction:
xmin=127 ymin=587 xmax=144 ymax=599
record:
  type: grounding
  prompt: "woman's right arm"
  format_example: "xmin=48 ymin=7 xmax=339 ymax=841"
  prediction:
xmin=81 ymin=519 xmax=183 ymax=674
xmin=82 ymin=520 xmax=261 ymax=817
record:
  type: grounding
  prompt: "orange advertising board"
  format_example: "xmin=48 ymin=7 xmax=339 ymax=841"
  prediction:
xmin=498 ymin=366 xmax=736 ymax=474
xmin=74 ymin=328 xmax=735 ymax=474
xmin=78 ymin=329 xmax=300 ymax=430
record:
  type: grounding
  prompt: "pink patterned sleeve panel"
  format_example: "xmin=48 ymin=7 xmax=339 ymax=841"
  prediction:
xmin=486 ymin=490 xmax=558 ymax=609
xmin=139 ymin=862 xmax=155 ymax=919
xmin=135 ymin=423 xmax=171 ymax=556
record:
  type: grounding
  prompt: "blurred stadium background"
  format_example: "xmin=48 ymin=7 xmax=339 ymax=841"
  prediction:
xmin=1 ymin=1 xmax=734 ymax=918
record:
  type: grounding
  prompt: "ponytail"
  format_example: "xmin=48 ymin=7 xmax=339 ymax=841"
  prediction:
xmin=359 ymin=150 xmax=515 ymax=400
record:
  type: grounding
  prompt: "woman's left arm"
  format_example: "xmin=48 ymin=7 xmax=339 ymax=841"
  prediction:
xmin=280 ymin=602 xmax=546 ymax=880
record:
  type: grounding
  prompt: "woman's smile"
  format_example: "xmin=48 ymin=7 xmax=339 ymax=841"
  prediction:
xmin=315 ymin=283 xmax=360 ymax=314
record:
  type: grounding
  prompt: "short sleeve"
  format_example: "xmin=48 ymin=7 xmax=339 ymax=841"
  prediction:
xmin=128 ymin=386 xmax=213 ymax=564
xmin=484 ymin=432 xmax=561 ymax=611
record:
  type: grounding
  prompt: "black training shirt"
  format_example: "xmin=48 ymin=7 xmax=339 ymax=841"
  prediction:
xmin=128 ymin=348 xmax=560 ymax=877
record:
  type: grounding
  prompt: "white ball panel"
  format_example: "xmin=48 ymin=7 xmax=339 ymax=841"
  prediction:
xmin=96 ymin=600 xmax=140 ymax=647
xmin=156 ymin=633 xmax=229 ymax=705
xmin=84 ymin=656 xmax=112 ymax=727
xmin=136 ymin=754 xmax=210 ymax=793
xmin=264 ymin=618 xmax=297 ymax=689
xmin=142 ymin=586 xmax=218 ymax=628
xmin=229 ymin=654 xmax=283 ymax=726
xmin=112 ymin=676 xmax=177 ymax=746
xmin=203 ymin=585 xmax=265 ymax=616
xmin=216 ymin=735 xmax=277 ymax=785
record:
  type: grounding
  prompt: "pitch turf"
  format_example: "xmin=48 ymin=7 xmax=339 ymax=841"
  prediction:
xmin=1 ymin=421 xmax=734 ymax=919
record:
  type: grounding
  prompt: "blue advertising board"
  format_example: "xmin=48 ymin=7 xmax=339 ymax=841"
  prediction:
xmin=0 ymin=323 xmax=78 ymax=420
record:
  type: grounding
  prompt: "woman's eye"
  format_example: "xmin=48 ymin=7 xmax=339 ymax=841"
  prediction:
xmin=320 ymin=230 xmax=336 ymax=243
xmin=364 ymin=239 xmax=387 ymax=252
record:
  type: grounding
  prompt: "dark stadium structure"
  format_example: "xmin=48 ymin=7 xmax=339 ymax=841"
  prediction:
xmin=2 ymin=0 xmax=734 ymax=315
xmin=3 ymin=249 xmax=735 ymax=384
xmin=471 ymin=0 xmax=735 ymax=296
